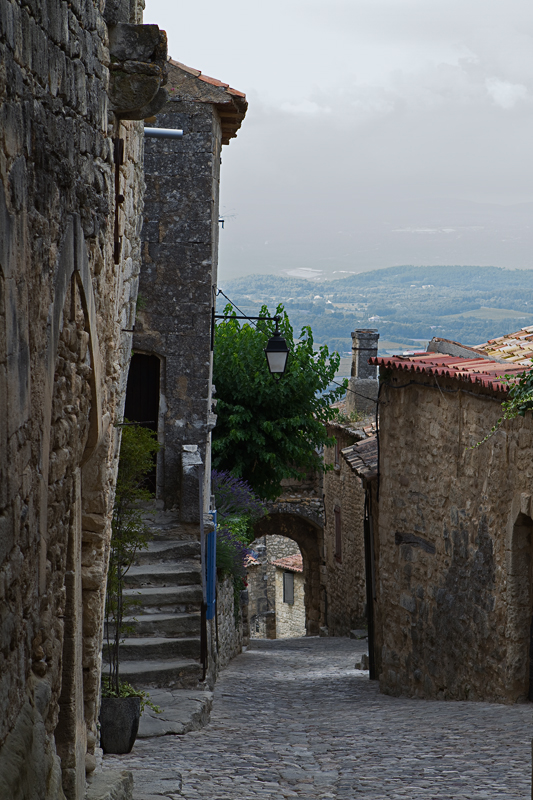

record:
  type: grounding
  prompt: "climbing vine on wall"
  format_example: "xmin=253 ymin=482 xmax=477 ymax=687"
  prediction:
xmin=474 ymin=364 xmax=533 ymax=447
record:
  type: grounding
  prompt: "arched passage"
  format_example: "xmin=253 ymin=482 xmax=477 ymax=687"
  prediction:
xmin=253 ymin=512 xmax=323 ymax=637
xmin=507 ymin=511 xmax=533 ymax=701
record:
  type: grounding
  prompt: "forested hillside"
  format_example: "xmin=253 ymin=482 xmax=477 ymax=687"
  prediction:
xmin=221 ymin=266 xmax=533 ymax=354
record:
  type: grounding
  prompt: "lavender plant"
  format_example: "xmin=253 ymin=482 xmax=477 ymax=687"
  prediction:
xmin=212 ymin=469 xmax=265 ymax=531
xmin=212 ymin=470 xmax=266 ymax=621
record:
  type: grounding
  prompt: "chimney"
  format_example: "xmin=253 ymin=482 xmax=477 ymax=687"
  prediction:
xmin=345 ymin=328 xmax=379 ymax=415
xmin=351 ymin=329 xmax=379 ymax=380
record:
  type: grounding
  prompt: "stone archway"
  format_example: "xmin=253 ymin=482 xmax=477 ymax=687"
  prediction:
xmin=253 ymin=511 xmax=323 ymax=637
xmin=506 ymin=511 xmax=533 ymax=702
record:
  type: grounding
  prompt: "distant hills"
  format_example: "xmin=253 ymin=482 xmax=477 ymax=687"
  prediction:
xmin=220 ymin=265 xmax=533 ymax=354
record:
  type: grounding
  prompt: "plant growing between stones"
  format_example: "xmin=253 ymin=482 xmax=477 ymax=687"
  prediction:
xmin=472 ymin=364 xmax=533 ymax=447
xmin=103 ymin=422 xmax=160 ymax=704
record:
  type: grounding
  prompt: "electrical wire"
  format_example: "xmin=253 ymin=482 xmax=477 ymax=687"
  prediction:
xmin=216 ymin=289 xmax=259 ymax=328
xmin=329 ymin=378 xmax=378 ymax=404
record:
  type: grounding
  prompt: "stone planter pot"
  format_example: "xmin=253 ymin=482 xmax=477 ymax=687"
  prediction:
xmin=99 ymin=696 xmax=141 ymax=754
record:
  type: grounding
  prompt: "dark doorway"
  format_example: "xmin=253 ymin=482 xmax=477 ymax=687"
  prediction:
xmin=124 ymin=353 xmax=160 ymax=492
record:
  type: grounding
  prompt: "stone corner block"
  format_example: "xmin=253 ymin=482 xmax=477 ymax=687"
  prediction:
xmin=85 ymin=769 xmax=133 ymax=800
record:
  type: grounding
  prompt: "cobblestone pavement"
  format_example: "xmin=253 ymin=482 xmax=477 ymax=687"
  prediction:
xmin=104 ymin=637 xmax=533 ymax=799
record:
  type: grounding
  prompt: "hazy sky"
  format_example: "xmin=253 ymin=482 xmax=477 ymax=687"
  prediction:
xmin=145 ymin=0 xmax=533 ymax=281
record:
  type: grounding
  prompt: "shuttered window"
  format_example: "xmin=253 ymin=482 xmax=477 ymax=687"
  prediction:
xmin=334 ymin=506 xmax=342 ymax=562
xmin=283 ymin=571 xmax=294 ymax=605
xmin=334 ymin=438 xmax=340 ymax=469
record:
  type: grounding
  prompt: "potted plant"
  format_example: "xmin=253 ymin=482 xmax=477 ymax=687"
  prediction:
xmin=100 ymin=422 xmax=160 ymax=755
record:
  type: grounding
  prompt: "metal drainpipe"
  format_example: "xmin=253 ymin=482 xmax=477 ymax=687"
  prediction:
xmin=144 ymin=127 xmax=184 ymax=139
xmin=364 ymin=487 xmax=376 ymax=680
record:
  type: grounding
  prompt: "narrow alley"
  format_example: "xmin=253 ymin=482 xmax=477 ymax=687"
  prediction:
xmin=103 ymin=637 xmax=532 ymax=799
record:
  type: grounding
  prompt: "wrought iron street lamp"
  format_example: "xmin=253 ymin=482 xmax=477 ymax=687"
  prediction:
xmin=211 ymin=311 xmax=289 ymax=379
xmin=263 ymin=317 xmax=289 ymax=379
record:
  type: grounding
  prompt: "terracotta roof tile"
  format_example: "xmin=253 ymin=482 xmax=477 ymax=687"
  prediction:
xmin=166 ymin=59 xmax=247 ymax=145
xmin=271 ymin=554 xmax=303 ymax=573
xmin=371 ymin=353 xmax=527 ymax=392
xmin=342 ymin=436 xmax=378 ymax=481
xmin=474 ymin=326 xmax=533 ymax=366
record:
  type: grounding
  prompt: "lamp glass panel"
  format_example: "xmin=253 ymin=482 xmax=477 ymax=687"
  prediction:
xmin=266 ymin=351 xmax=288 ymax=373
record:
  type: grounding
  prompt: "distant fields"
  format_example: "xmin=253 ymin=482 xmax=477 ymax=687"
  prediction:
xmin=221 ymin=266 xmax=533 ymax=354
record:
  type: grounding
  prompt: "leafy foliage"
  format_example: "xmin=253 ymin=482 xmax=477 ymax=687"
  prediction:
xmin=101 ymin=676 xmax=161 ymax=714
xmin=211 ymin=470 xmax=266 ymax=622
xmin=472 ymin=364 xmax=533 ymax=447
xmin=212 ymin=469 xmax=266 ymax=543
xmin=503 ymin=365 xmax=533 ymax=418
xmin=104 ymin=422 xmax=160 ymax=696
xmin=212 ymin=304 xmax=347 ymax=499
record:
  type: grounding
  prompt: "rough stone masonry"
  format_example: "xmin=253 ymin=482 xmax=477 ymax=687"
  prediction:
xmin=0 ymin=0 xmax=168 ymax=797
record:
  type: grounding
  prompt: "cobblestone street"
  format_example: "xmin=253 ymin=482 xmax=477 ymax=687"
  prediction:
xmin=104 ymin=637 xmax=533 ymax=799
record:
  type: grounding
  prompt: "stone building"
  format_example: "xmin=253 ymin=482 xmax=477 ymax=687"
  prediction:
xmin=251 ymin=474 xmax=326 ymax=636
xmin=322 ymin=422 xmax=370 ymax=637
xmin=247 ymin=535 xmax=305 ymax=639
xmin=369 ymin=348 xmax=532 ymax=703
xmin=117 ymin=61 xmax=247 ymax=687
xmin=0 ymin=0 xmax=168 ymax=796
xmin=271 ymin=554 xmax=306 ymax=639
xmin=320 ymin=328 xmax=379 ymax=639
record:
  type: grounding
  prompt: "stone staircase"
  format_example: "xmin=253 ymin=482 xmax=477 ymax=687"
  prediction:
xmin=105 ymin=509 xmax=205 ymax=689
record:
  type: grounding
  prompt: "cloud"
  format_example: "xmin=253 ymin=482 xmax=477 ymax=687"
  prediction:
xmin=485 ymin=78 xmax=528 ymax=109
xmin=279 ymin=100 xmax=332 ymax=115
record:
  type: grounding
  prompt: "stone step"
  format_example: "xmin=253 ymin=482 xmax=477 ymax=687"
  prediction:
xmin=116 ymin=658 xmax=203 ymax=689
xmin=135 ymin=540 xmax=201 ymax=565
xmin=120 ymin=611 xmax=201 ymax=638
xmin=104 ymin=636 xmax=201 ymax=661
xmin=124 ymin=562 xmax=202 ymax=589
xmin=123 ymin=584 xmax=203 ymax=610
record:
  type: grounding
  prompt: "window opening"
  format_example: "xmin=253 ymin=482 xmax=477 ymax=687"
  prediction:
xmin=334 ymin=506 xmax=342 ymax=562
xmin=283 ymin=571 xmax=294 ymax=605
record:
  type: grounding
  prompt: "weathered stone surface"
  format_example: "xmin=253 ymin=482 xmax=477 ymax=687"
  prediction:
xmin=137 ymin=688 xmax=212 ymax=737
xmin=0 ymin=0 xmax=147 ymax=795
xmin=101 ymin=637 xmax=532 ymax=798
xmin=85 ymin=770 xmax=133 ymax=800
xmin=323 ymin=422 xmax=368 ymax=637
xmin=374 ymin=369 xmax=533 ymax=703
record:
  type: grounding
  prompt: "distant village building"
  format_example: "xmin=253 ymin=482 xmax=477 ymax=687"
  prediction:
xmin=247 ymin=535 xmax=305 ymax=639
xmin=272 ymin=555 xmax=306 ymax=639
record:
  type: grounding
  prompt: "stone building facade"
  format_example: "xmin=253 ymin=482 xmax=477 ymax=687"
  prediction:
xmin=119 ymin=61 xmax=247 ymax=687
xmin=371 ymin=351 xmax=532 ymax=703
xmin=0 ymin=0 xmax=168 ymax=797
xmin=272 ymin=554 xmax=306 ymax=639
xmin=247 ymin=535 xmax=304 ymax=639
xmin=322 ymin=422 xmax=368 ymax=637
xmin=131 ymin=60 xmax=247 ymax=507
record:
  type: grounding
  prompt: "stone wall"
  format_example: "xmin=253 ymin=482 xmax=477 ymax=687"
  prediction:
xmin=132 ymin=60 xmax=246 ymax=512
xmin=322 ymin=424 xmax=367 ymax=636
xmin=215 ymin=575 xmax=244 ymax=671
xmin=375 ymin=371 xmax=533 ymax=703
xmin=0 ymin=0 xmax=164 ymax=796
xmin=274 ymin=568 xmax=306 ymax=639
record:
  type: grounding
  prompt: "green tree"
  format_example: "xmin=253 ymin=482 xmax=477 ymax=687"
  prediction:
xmin=212 ymin=304 xmax=347 ymax=499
